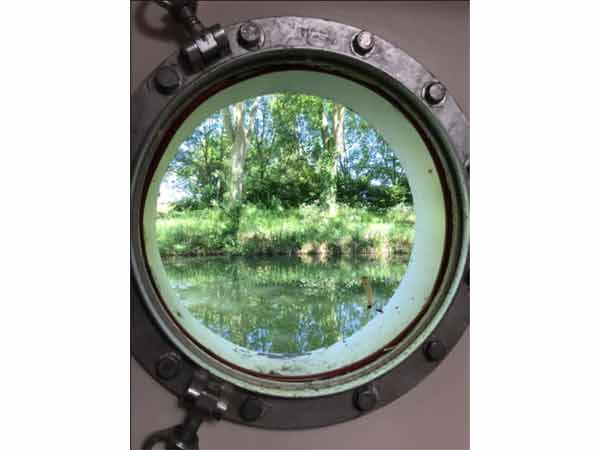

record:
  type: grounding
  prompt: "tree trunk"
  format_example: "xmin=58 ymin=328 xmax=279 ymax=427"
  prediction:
xmin=325 ymin=104 xmax=346 ymax=214
xmin=223 ymin=100 xmax=259 ymax=206
xmin=229 ymin=125 xmax=248 ymax=205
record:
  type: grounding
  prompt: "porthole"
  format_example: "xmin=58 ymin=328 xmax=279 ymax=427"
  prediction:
xmin=132 ymin=14 xmax=468 ymax=434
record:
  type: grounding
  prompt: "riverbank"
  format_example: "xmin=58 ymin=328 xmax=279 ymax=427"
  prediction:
xmin=156 ymin=204 xmax=415 ymax=258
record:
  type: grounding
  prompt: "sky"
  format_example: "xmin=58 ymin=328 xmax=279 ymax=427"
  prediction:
xmin=158 ymin=173 xmax=186 ymax=207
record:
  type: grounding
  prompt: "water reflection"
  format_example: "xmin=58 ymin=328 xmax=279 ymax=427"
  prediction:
xmin=163 ymin=255 xmax=408 ymax=354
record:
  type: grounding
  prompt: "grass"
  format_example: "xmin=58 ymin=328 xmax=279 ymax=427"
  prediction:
xmin=156 ymin=204 xmax=415 ymax=258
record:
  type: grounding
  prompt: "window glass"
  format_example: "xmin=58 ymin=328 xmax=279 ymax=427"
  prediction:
xmin=155 ymin=94 xmax=415 ymax=355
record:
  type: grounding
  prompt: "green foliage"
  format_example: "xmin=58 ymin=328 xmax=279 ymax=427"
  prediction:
xmin=156 ymin=205 xmax=415 ymax=258
xmin=157 ymin=94 xmax=417 ymax=258
xmin=164 ymin=93 xmax=412 ymax=212
xmin=156 ymin=94 xmax=419 ymax=355
xmin=336 ymin=175 xmax=412 ymax=211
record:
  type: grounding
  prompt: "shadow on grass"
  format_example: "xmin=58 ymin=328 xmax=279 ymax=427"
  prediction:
xmin=156 ymin=204 xmax=415 ymax=258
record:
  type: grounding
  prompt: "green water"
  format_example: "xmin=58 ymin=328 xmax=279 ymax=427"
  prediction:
xmin=163 ymin=255 xmax=408 ymax=355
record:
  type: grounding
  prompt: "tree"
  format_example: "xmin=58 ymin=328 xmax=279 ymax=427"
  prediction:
xmin=320 ymin=102 xmax=346 ymax=214
xmin=164 ymin=93 xmax=412 ymax=213
xmin=223 ymin=99 xmax=260 ymax=207
xmin=165 ymin=113 xmax=229 ymax=209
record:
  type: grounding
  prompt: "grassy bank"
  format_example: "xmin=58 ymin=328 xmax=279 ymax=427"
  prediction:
xmin=156 ymin=204 xmax=415 ymax=257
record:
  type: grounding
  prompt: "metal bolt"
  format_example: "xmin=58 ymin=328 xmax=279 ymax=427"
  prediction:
xmin=240 ymin=397 xmax=265 ymax=422
xmin=423 ymin=81 xmax=447 ymax=106
xmin=213 ymin=400 xmax=229 ymax=421
xmin=154 ymin=66 xmax=181 ymax=95
xmin=238 ymin=21 xmax=263 ymax=49
xmin=423 ymin=339 xmax=447 ymax=362
xmin=156 ymin=352 xmax=182 ymax=380
xmin=353 ymin=31 xmax=375 ymax=55
xmin=354 ymin=386 xmax=378 ymax=412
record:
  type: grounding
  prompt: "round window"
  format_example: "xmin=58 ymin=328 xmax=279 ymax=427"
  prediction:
xmin=132 ymin=15 xmax=468 ymax=432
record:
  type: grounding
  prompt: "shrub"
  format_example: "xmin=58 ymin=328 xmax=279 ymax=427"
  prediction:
xmin=156 ymin=205 xmax=415 ymax=258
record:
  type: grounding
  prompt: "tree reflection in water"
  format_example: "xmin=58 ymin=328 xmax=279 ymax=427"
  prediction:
xmin=163 ymin=254 xmax=408 ymax=354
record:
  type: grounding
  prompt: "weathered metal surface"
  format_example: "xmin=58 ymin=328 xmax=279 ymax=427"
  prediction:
xmin=132 ymin=16 xmax=469 ymax=429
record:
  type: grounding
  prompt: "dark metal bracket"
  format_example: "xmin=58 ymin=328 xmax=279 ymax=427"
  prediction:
xmin=142 ymin=372 xmax=230 ymax=450
xmin=153 ymin=0 xmax=231 ymax=73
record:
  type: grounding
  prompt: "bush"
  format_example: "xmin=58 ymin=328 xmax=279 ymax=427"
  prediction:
xmin=336 ymin=176 xmax=412 ymax=211
xmin=156 ymin=205 xmax=415 ymax=258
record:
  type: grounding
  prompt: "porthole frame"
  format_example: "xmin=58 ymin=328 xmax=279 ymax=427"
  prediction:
xmin=132 ymin=16 xmax=469 ymax=429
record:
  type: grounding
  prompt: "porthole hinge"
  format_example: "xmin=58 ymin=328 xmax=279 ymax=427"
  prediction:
xmin=142 ymin=372 xmax=230 ymax=450
xmin=153 ymin=0 xmax=231 ymax=72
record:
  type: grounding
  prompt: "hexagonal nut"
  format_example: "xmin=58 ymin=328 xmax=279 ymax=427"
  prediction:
xmin=155 ymin=352 xmax=182 ymax=380
xmin=240 ymin=397 xmax=265 ymax=422
xmin=238 ymin=21 xmax=263 ymax=49
xmin=153 ymin=66 xmax=181 ymax=95
xmin=354 ymin=386 xmax=379 ymax=412
xmin=423 ymin=81 xmax=447 ymax=106
xmin=353 ymin=31 xmax=375 ymax=55
xmin=423 ymin=339 xmax=447 ymax=362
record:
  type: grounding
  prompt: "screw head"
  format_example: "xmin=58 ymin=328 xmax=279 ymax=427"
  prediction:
xmin=424 ymin=339 xmax=447 ymax=362
xmin=353 ymin=31 xmax=375 ymax=55
xmin=155 ymin=352 xmax=182 ymax=380
xmin=423 ymin=81 xmax=447 ymax=106
xmin=238 ymin=21 xmax=263 ymax=49
xmin=354 ymin=386 xmax=378 ymax=412
xmin=240 ymin=397 xmax=265 ymax=422
xmin=154 ymin=66 xmax=181 ymax=95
